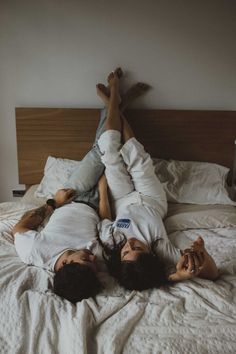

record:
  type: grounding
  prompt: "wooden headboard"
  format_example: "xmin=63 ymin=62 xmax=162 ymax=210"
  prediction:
xmin=15 ymin=108 xmax=236 ymax=185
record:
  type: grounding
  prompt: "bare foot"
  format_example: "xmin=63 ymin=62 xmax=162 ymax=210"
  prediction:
xmin=96 ymin=83 xmax=122 ymax=106
xmin=96 ymin=82 xmax=151 ymax=111
xmin=120 ymin=82 xmax=152 ymax=111
xmin=107 ymin=71 xmax=120 ymax=91
xmin=96 ymin=83 xmax=110 ymax=106
xmin=107 ymin=67 xmax=123 ymax=88
xmin=114 ymin=67 xmax=123 ymax=79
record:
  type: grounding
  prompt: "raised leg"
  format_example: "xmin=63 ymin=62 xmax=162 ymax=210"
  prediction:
xmin=63 ymin=108 xmax=109 ymax=207
xmin=97 ymin=71 xmax=134 ymax=201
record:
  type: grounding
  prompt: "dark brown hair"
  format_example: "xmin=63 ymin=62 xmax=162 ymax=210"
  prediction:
xmin=97 ymin=231 xmax=169 ymax=291
xmin=53 ymin=263 xmax=102 ymax=303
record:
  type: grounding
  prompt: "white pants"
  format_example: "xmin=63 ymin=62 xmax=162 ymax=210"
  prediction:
xmin=98 ymin=130 xmax=167 ymax=218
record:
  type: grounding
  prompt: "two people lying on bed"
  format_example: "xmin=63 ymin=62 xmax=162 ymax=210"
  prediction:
xmin=12 ymin=68 xmax=218 ymax=304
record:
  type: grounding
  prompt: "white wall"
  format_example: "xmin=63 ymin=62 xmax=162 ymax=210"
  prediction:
xmin=0 ymin=0 xmax=236 ymax=202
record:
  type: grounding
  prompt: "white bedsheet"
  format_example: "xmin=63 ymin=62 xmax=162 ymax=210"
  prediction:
xmin=0 ymin=201 xmax=236 ymax=354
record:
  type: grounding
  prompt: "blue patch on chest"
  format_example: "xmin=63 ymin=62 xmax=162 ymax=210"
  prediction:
xmin=116 ymin=219 xmax=131 ymax=229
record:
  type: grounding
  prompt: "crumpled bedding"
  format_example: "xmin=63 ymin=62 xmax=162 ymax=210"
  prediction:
xmin=165 ymin=203 xmax=236 ymax=233
xmin=0 ymin=201 xmax=236 ymax=354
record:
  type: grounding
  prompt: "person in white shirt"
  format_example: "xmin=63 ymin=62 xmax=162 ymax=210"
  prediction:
xmin=12 ymin=104 xmax=108 ymax=303
xmin=96 ymin=69 xmax=219 ymax=291
xmin=12 ymin=67 xmax=152 ymax=303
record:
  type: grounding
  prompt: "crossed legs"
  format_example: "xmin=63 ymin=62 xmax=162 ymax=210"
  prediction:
xmin=64 ymin=68 xmax=149 ymax=207
xmin=97 ymin=69 xmax=167 ymax=215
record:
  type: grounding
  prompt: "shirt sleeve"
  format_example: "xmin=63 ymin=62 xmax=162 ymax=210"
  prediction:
xmin=97 ymin=219 xmax=114 ymax=243
xmin=155 ymin=237 xmax=180 ymax=266
xmin=14 ymin=230 xmax=38 ymax=264
xmin=154 ymin=237 xmax=181 ymax=277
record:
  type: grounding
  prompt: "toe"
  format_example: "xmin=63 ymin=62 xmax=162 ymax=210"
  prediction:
xmin=114 ymin=67 xmax=123 ymax=78
xmin=137 ymin=82 xmax=151 ymax=90
xmin=107 ymin=71 xmax=114 ymax=83
xmin=97 ymin=83 xmax=110 ymax=97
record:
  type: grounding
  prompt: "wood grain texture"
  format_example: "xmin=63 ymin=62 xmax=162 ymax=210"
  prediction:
xmin=15 ymin=108 xmax=236 ymax=185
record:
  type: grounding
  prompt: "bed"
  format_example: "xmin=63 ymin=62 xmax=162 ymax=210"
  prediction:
xmin=0 ymin=108 xmax=236 ymax=354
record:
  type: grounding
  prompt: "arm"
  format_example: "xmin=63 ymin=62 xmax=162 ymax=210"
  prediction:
xmin=12 ymin=204 xmax=53 ymax=236
xmin=168 ymin=253 xmax=201 ymax=282
xmin=12 ymin=188 xmax=76 ymax=237
xmin=169 ymin=243 xmax=219 ymax=282
xmin=98 ymin=174 xmax=112 ymax=220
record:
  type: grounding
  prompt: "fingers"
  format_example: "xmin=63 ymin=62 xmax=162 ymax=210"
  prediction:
xmin=183 ymin=248 xmax=191 ymax=254
xmin=197 ymin=236 xmax=204 ymax=243
xmin=60 ymin=188 xmax=76 ymax=197
xmin=192 ymin=253 xmax=200 ymax=271
xmin=183 ymin=255 xmax=189 ymax=269
xmin=186 ymin=253 xmax=200 ymax=275
xmin=197 ymin=251 xmax=205 ymax=264
xmin=185 ymin=252 xmax=204 ymax=275
xmin=177 ymin=255 xmax=186 ymax=269
xmin=60 ymin=188 xmax=76 ymax=201
xmin=66 ymin=190 xmax=76 ymax=201
xmin=67 ymin=189 xmax=76 ymax=196
xmin=59 ymin=188 xmax=71 ymax=193
xmin=189 ymin=236 xmax=205 ymax=252
xmin=186 ymin=253 xmax=195 ymax=273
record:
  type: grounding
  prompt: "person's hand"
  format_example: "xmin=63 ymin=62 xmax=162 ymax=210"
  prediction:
xmin=179 ymin=251 xmax=204 ymax=279
xmin=180 ymin=236 xmax=206 ymax=275
xmin=188 ymin=236 xmax=205 ymax=253
xmin=54 ymin=189 xmax=76 ymax=208
xmin=170 ymin=252 xmax=205 ymax=282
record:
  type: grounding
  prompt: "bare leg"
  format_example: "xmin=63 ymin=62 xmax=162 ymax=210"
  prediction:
xmin=104 ymin=71 xmax=122 ymax=132
xmin=96 ymin=84 xmax=135 ymax=143
xmin=121 ymin=115 xmax=135 ymax=143
xmin=97 ymin=70 xmax=134 ymax=201
xmin=97 ymin=73 xmax=166 ymax=216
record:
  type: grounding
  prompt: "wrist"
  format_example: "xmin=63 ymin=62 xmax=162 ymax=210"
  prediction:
xmin=168 ymin=272 xmax=182 ymax=282
xmin=46 ymin=199 xmax=57 ymax=210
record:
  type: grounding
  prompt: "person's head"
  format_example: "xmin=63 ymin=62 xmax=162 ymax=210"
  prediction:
xmin=120 ymin=237 xmax=149 ymax=261
xmin=98 ymin=233 xmax=168 ymax=291
xmin=53 ymin=249 xmax=102 ymax=303
xmin=55 ymin=249 xmax=97 ymax=272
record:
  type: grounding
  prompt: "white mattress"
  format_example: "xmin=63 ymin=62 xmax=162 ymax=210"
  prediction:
xmin=0 ymin=200 xmax=236 ymax=354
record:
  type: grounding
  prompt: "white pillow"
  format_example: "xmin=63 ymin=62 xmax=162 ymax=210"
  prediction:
xmin=164 ymin=204 xmax=236 ymax=233
xmin=36 ymin=156 xmax=235 ymax=205
xmin=153 ymin=158 xmax=235 ymax=205
xmin=35 ymin=156 xmax=80 ymax=198
xmin=22 ymin=185 xmax=47 ymax=206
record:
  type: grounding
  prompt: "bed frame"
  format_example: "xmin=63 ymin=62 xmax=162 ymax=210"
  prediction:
xmin=15 ymin=108 xmax=236 ymax=187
